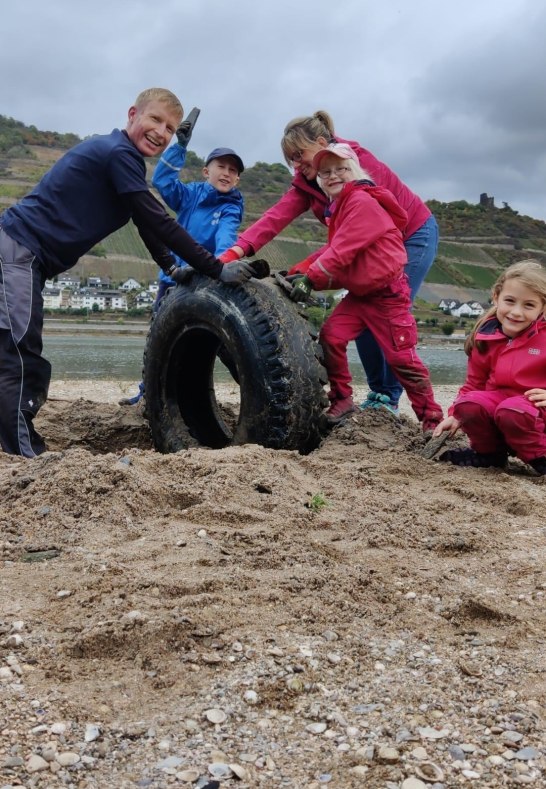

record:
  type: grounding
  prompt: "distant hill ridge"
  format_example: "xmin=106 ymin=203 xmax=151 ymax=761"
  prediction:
xmin=2 ymin=113 xmax=546 ymax=295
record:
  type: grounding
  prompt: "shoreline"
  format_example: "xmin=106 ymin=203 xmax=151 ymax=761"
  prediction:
xmin=48 ymin=379 xmax=459 ymax=418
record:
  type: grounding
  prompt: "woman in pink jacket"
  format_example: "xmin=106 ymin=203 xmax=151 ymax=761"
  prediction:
xmin=287 ymin=143 xmax=442 ymax=431
xmin=434 ymin=260 xmax=546 ymax=474
xmin=221 ymin=110 xmax=439 ymax=417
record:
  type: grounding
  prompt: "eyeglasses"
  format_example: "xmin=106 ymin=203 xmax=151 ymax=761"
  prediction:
xmin=317 ymin=166 xmax=351 ymax=180
xmin=290 ymin=150 xmax=304 ymax=163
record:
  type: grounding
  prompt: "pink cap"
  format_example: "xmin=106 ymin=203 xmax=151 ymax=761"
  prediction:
xmin=313 ymin=143 xmax=359 ymax=171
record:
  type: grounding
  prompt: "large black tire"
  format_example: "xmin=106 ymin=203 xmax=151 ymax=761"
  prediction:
xmin=142 ymin=274 xmax=328 ymax=454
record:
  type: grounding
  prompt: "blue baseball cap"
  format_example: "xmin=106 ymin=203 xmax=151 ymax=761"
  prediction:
xmin=205 ymin=147 xmax=244 ymax=173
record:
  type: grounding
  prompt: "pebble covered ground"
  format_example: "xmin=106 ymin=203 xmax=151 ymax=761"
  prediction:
xmin=1 ymin=382 xmax=545 ymax=788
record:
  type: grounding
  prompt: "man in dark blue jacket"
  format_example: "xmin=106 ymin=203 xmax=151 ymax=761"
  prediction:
xmin=0 ymin=88 xmax=252 ymax=457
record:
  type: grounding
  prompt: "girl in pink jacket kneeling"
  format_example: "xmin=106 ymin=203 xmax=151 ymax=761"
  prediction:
xmin=434 ymin=260 xmax=546 ymax=474
xmin=288 ymin=143 xmax=443 ymax=432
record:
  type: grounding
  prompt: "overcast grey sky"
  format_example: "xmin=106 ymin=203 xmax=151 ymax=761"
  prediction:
xmin=2 ymin=0 xmax=545 ymax=220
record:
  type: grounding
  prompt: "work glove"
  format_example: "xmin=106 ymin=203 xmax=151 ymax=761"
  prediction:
xmin=248 ymin=259 xmax=270 ymax=279
xmin=176 ymin=106 xmax=201 ymax=148
xmin=170 ymin=266 xmax=193 ymax=285
xmin=218 ymin=260 xmax=254 ymax=285
xmin=288 ymin=275 xmax=313 ymax=302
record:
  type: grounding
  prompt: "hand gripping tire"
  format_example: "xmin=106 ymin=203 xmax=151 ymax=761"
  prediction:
xmin=142 ymin=274 xmax=328 ymax=454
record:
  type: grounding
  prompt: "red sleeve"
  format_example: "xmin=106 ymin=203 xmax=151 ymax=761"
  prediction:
xmin=237 ymin=186 xmax=312 ymax=256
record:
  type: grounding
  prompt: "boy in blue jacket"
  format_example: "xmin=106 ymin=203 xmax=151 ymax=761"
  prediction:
xmin=120 ymin=129 xmax=245 ymax=404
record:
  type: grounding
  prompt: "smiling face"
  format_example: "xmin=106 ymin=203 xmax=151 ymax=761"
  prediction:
xmin=126 ymin=99 xmax=181 ymax=157
xmin=204 ymin=156 xmax=240 ymax=193
xmin=493 ymin=278 xmax=545 ymax=337
xmin=287 ymin=136 xmax=329 ymax=180
xmin=316 ymin=153 xmax=355 ymax=198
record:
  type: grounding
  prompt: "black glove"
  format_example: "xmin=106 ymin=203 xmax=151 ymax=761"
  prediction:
xmin=289 ymin=275 xmax=313 ymax=302
xmin=176 ymin=107 xmax=201 ymax=148
xmin=219 ymin=260 xmax=254 ymax=285
xmin=170 ymin=266 xmax=193 ymax=285
xmin=248 ymin=259 xmax=270 ymax=279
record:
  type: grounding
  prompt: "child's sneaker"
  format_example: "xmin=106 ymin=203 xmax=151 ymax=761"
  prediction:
xmin=119 ymin=381 xmax=144 ymax=406
xmin=360 ymin=392 xmax=380 ymax=409
xmin=439 ymin=448 xmax=507 ymax=468
xmin=528 ymin=456 xmax=546 ymax=475
xmin=360 ymin=392 xmax=400 ymax=417
xmin=119 ymin=392 xmax=143 ymax=406
xmin=325 ymin=396 xmax=358 ymax=424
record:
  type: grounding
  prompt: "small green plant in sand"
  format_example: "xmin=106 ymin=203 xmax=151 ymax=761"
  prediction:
xmin=307 ymin=492 xmax=328 ymax=512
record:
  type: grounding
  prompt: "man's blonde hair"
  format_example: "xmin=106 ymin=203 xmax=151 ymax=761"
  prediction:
xmin=134 ymin=88 xmax=183 ymax=119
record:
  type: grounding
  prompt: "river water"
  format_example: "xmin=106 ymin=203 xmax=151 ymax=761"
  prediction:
xmin=42 ymin=333 xmax=469 ymax=385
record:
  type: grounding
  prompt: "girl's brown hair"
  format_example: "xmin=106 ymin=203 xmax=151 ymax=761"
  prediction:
xmin=280 ymin=110 xmax=336 ymax=165
xmin=465 ymin=259 xmax=546 ymax=354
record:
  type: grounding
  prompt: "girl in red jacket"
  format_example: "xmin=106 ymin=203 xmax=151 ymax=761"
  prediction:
xmin=433 ymin=260 xmax=546 ymax=474
xmin=220 ymin=110 xmax=438 ymax=417
xmin=288 ymin=143 xmax=443 ymax=431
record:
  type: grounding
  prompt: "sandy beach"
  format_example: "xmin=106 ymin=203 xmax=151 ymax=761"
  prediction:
xmin=1 ymin=379 xmax=544 ymax=788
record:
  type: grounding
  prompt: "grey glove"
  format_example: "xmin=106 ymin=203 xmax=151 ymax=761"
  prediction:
xmin=171 ymin=266 xmax=193 ymax=285
xmin=176 ymin=107 xmax=201 ymax=147
xmin=219 ymin=260 xmax=254 ymax=285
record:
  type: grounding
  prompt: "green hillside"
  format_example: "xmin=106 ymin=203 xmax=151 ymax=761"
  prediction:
xmin=2 ymin=114 xmax=546 ymax=296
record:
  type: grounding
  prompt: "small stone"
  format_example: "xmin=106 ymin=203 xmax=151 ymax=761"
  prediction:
xmin=205 ymin=708 xmax=226 ymax=724
xmin=5 ymin=634 xmax=23 ymax=648
xmin=327 ymin=653 xmax=341 ymax=664
xmin=449 ymin=745 xmax=466 ymax=761
xmin=56 ymin=590 xmax=72 ymax=598
xmin=156 ymin=756 xmax=184 ymax=769
xmin=501 ymin=730 xmax=523 ymax=744
xmin=377 ymin=746 xmax=400 ymax=763
xmin=322 ymin=630 xmax=339 ymax=641
xmin=176 ymin=769 xmax=200 ymax=783
xmin=351 ymin=766 xmax=369 ymax=777
xmin=401 ymin=779 xmax=426 ymax=789
xmin=197 ymin=529 xmax=207 ymax=538
xmin=306 ymin=722 xmax=327 ymax=734
xmin=55 ymin=752 xmax=80 ymax=767
xmin=418 ymin=726 xmax=450 ymax=739
xmin=354 ymin=746 xmax=375 ymax=763
xmin=411 ymin=747 xmax=428 ymax=760
xmin=26 ymin=754 xmax=49 ymax=773
xmin=243 ymin=689 xmax=258 ymax=705
xmin=286 ymin=677 xmax=305 ymax=692
xmin=487 ymin=755 xmax=505 ymax=765
xmin=208 ymin=762 xmax=232 ymax=779
xmin=84 ymin=723 xmax=101 ymax=742
xmin=462 ymin=769 xmax=481 ymax=779
xmin=515 ymin=747 xmax=540 ymax=761
xmin=2 ymin=756 xmax=24 ymax=767
xmin=50 ymin=722 xmax=67 ymax=735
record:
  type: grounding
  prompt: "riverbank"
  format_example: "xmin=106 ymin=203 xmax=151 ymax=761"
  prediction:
xmin=48 ymin=379 xmax=460 ymax=416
